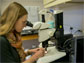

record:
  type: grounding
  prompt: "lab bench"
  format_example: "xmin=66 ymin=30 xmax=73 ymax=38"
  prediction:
xmin=37 ymin=36 xmax=84 ymax=63
xmin=21 ymin=34 xmax=39 ymax=49
xmin=21 ymin=34 xmax=38 ymax=41
xmin=21 ymin=29 xmax=38 ymax=36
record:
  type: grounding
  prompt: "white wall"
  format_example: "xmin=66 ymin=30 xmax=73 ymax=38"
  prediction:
xmin=62 ymin=4 xmax=83 ymax=35
xmin=53 ymin=3 xmax=83 ymax=35
xmin=0 ymin=0 xmax=2 ymax=15
xmin=1 ymin=0 xmax=44 ymax=14
xmin=0 ymin=0 xmax=44 ymax=30
xmin=83 ymin=4 xmax=84 ymax=34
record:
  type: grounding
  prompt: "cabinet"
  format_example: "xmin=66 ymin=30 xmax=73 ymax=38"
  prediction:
xmin=43 ymin=0 xmax=54 ymax=5
xmin=43 ymin=0 xmax=72 ymax=8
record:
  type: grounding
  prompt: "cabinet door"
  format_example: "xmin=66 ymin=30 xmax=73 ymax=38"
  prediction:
xmin=43 ymin=0 xmax=54 ymax=5
xmin=44 ymin=0 xmax=71 ymax=8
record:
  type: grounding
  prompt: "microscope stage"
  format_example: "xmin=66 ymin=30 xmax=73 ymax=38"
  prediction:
xmin=37 ymin=46 xmax=66 ymax=63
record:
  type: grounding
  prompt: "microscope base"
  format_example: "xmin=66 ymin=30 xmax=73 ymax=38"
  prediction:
xmin=37 ymin=46 xmax=66 ymax=63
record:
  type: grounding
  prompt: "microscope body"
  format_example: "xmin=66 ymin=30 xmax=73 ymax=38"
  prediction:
xmin=33 ymin=22 xmax=55 ymax=49
xmin=39 ymin=28 xmax=55 ymax=50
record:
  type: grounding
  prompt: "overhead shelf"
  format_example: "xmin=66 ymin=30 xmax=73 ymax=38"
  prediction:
xmin=43 ymin=0 xmax=84 ymax=8
xmin=44 ymin=0 xmax=72 ymax=8
xmin=43 ymin=0 xmax=54 ymax=5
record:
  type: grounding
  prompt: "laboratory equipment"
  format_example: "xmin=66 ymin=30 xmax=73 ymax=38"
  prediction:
xmin=26 ymin=21 xmax=33 ymax=27
xmin=29 ymin=9 xmax=83 ymax=63
xmin=69 ymin=36 xmax=84 ymax=63
xmin=33 ymin=22 xmax=56 ymax=50
xmin=54 ymin=11 xmax=64 ymax=50
xmin=32 ymin=21 xmax=66 ymax=63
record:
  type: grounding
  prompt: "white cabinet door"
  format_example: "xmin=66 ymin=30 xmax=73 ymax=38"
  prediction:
xmin=43 ymin=0 xmax=72 ymax=8
xmin=43 ymin=0 xmax=54 ymax=5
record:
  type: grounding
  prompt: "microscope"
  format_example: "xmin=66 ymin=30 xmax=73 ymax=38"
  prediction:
xmin=31 ymin=10 xmax=66 ymax=63
xmin=32 ymin=22 xmax=56 ymax=50
xmin=26 ymin=9 xmax=71 ymax=52
xmin=26 ymin=10 xmax=83 ymax=63
xmin=32 ymin=21 xmax=67 ymax=63
xmin=26 ymin=9 xmax=83 ymax=63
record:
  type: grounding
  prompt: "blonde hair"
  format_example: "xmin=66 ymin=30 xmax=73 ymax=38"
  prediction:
xmin=0 ymin=2 xmax=28 ymax=35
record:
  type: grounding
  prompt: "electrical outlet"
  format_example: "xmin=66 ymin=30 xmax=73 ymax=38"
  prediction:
xmin=70 ymin=27 xmax=73 ymax=30
xmin=77 ymin=30 xmax=82 ymax=32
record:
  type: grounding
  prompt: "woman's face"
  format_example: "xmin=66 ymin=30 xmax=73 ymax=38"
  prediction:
xmin=14 ymin=15 xmax=28 ymax=32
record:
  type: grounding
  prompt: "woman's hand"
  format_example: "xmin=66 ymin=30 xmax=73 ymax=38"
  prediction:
xmin=24 ymin=48 xmax=45 ymax=63
xmin=25 ymin=48 xmax=45 ymax=56
xmin=28 ymin=48 xmax=45 ymax=53
xmin=32 ymin=48 xmax=45 ymax=58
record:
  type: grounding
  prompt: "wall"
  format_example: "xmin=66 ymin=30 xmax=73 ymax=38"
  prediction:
xmin=1 ymin=0 xmax=44 ymax=14
xmin=53 ymin=3 xmax=83 ymax=35
xmin=0 ymin=0 xmax=44 ymax=30
xmin=83 ymin=4 xmax=84 ymax=34
xmin=0 ymin=0 xmax=2 ymax=15
xmin=62 ymin=3 xmax=83 ymax=35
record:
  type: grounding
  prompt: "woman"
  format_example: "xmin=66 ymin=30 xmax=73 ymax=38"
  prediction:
xmin=0 ymin=2 xmax=45 ymax=63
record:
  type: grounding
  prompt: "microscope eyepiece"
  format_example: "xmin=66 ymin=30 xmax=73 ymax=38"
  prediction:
xmin=26 ymin=21 xmax=33 ymax=27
